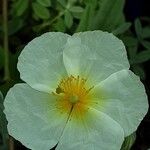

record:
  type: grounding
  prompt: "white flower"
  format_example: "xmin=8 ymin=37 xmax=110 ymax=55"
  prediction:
xmin=4 ymin=31 xmax=148 ymax=150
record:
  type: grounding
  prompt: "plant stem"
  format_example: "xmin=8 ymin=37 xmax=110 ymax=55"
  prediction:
xmin=9 ymin=136 xmax=14 ymax=150
xmin=3 ymin=0 xmax=10 ymax=81
xmin=2 ymin=0 xmax=13 ymax=149
xmin=40 ymin=11 xmax=65 ymax=29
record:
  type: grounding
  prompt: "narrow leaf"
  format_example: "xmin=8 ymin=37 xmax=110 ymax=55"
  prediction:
xmin=112 ymin=22 xmax=131 ymax=35
xmin=76 ymin=5 xmax=90 ymax=32
xmin=76 ymin=0 xmax=97 ymax=32
xmin=121 ymin=36 xmax=138 ymax=58
xmin=122 ymin=36 xmax=138 ymax=47
xmin=32 ymin=2 xmax=50 ymax=19
xmin=91 ymin=0 xmax=125 ymax=31
xmin=141 ymin=40 xmax=150 ymax=50
xmin=132 ymin=65 xmax=146 ymax=80
xmin=121 ymin=132 xmax=136 ymax=150
xmin=64 ymin=11 xmax=73 ymax=28
xmin=8 ymin=18 xmax=24 ymax=35
xmin=142 ymin=26 xmax=150 ymax=39
xmin=57 ymin=0 xmax=67 ymax=8
xmin=37 ymin=0 xmax=51 ymax=7
xmin=53 ymin=18 xmax=66 ymax=32
xmin=134 ymin=18 xmax=142 ymax=40
xmin=69 ymin=6 xmax=84 ymax=13
xmin=130 ymin=50 xmax=150 ymax=64
xmin=14 ymin=0 xmax=29 ymax=16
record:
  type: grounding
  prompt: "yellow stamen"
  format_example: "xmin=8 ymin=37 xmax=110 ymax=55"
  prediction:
xmin=54 ymin=75 xmax=93 ymax=120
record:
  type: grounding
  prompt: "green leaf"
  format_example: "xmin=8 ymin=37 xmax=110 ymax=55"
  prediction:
xmin=134 ymin=18 xmax=142 ymax=40
xmin=32 ymin=2 xmax=50 ymax=19
xmin=69 ymin=6 xmax=84 ymax=13
xmin=76 ymin=5 xmax=91 ymax=32
xmin=122 ymin=36 xmax=138 ymax=48
xmin=68 ymin=0 xmax=77 ymax=5
xmin=142 ymin=26 xmax=150 ymax=39
xmin=71 ymin=12 xmax=82 ymax=19
xmin=128 ymin=45 xmax=138 ymax=60
xmin=76 ymin=0 xmax=97 ymax=32
xmin=64 ymin=10 xmax=73 ymax=28
xmin=121 ymin=36 xmax=138 ymax=58
xmin=132 ymin=65 xmax=146 ymax=80
xmin=13 ymin=0 xmax=29 ymax=16
xmin=130 ymin=50 xmax=150 ymax=64
xmin=141 ymin=40 xmax=150 ymax=50
xmin=112 ymin=22 xmax=131 ymax=35
xmin=68 ymin=6 xmax=84 ymax=19
xmin=57 ymin=0 xmax=67 ymax=8
xmin=37 ymin=0 xmax=51 ymax=7
xmin=91 ymin=0 xmax=125 ymax=31
xmin=121 ymin=132 xmax=136 ymax=150
xmin=53 ymin=18 xmax=66 ymax=32
xmin=8 ymin=18 xmax=24 ymax=35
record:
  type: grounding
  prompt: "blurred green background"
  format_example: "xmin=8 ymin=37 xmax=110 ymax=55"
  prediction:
xmin=0 ymin=0 xmax=150 ymax=149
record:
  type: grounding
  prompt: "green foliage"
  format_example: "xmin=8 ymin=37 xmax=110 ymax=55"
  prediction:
xmin=37 ymin=0 xmax=51 ymax=7
xmin=64 ymin=10 xmax=73 ymax=28
xmin=76 ymin=1 xmax=95 ymax=32
xmin=120 ymin=18 xmax=150 ymax=80
xmin=121 ymin=133 xmax=136 ymax=150
xmin=69 ymin=6 xmax=84 ymax=13
xmin=4 ymin=0 xmax=131 ymax=34
xmin=112 ymin=22 xmax=131 ymax=35
xmin=91 ymin=0 xmax=125 ymax=31
xmin=32 ymin=2 xmax=50 ymax=19
xmin=11 ymin=0 xmax=29 ymax=16
xmin=130 ymin=50 xmax=150 ymax=64
xmin=134 ymin=18 xmax=142 ymax=40
xmin=142 ymin=26 xmax=150 ymax=38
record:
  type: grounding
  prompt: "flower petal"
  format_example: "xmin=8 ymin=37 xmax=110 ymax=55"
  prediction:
xmin=92 ymin=70 xmax=148 ymax=136
xmin=63 ymin=31 xmax=129 ymax=85
xmin=4 ymin=84 xmax=70 ymax=150
xmin=18 ymin=32 xmax=70 ymax=93
xmin=56 ymin=107 xmax=124 ymax=150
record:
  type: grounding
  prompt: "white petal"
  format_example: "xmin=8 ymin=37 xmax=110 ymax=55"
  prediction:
xmin=92 ymin=69 xmax=148 ymax=136
xmin=56 ymin=106 xmax=124 ymax=150
xmin=4 ymin=84 xmax=70 ymax=150
xmin=63 ymin=31 xmax=129 ymax=85
xmin=18 ymin=32 xmax=70 ymax=93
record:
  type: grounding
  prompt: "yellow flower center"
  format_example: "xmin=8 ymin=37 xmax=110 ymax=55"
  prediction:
xmin=54 ymin=75 xmax=93 ymax=119
xmin=69 ymin=95 xmax=78 ymax=103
